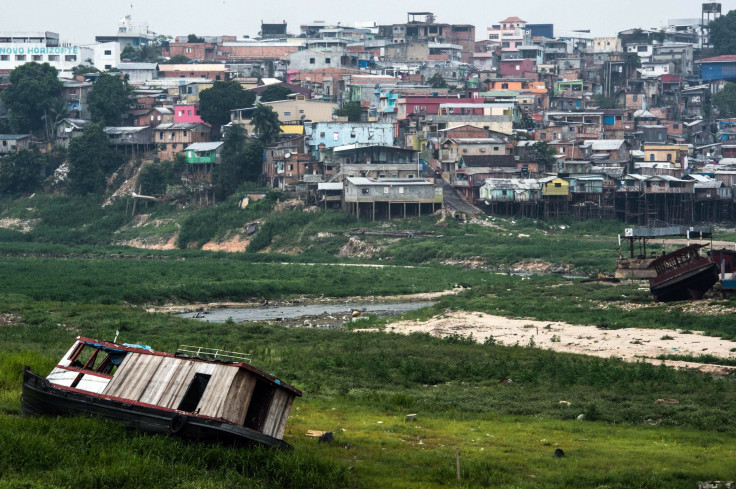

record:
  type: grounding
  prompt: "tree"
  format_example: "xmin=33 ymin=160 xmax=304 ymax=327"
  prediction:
xmin=72 ymin=65 xmax=101 ymax=76
xmin=67 ymin=123 xmax=124 ymax=196
xmin=187 ymin=34 xmax=205 ymax=43
xmin=334 ymin=102 xmax=362 ymax=122
xmin=213 ymin=125 xmax=264 ymax=198
xmin=138 ymin=154 xmax=186 ymax=195
xmin=1 ymin=62 xmax=63 ymax=134
xmin=259 ymin=84 xmax=293 ymax=103
xmin=87 ymin=73 xmax=133 ymax=126
xmin=592 ymin=94 xmax=618 ymax=109
xmin=714 ymin=82 xmax=736 ymax=117
xmin=427 ymin=72 xmax=448 ymax=89
xmin=0 ymin=148 xmax=50 ymax=195
xmin=532 ymin=141 xmax=558 ymax=171
xmin=199 ymin=81 xmax=256 ymax=137
xmin=164 ymin=55 xmax=191 ymax=64
xmin=42 ymin=97 xmax=69 ymax=143
xmin=121 ymin=45 xmax=137 ymax=60
xmin=710 ymin=10 xmax=736 ymax=56
xmin=250 ymin=104 xmax=282 ymax=145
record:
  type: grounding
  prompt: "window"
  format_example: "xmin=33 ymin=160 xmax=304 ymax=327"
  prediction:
xmin=182 ymin=131 xmax=187 ymax=137
xmin=159 ymin=132 xmax=164 ymax=140
xmin=493 ymin=146 xmax=499 ymax=151
xmin=502 ymin=42 xmax=509 ymax=48
xmin=284 ymin=111 xmax=291 ymax=116
xmin=384 ymin=187 xmax=389 ymax=194
xmin=309 ymin=57 xmax=315 ymax=64
xmin=298 ymin=109 xmax=304 ymax=114
xmin=104 ymin=50 xmax=112 ymax=55
xmin=501 ymin=83 xmax=508 ymax=89
xmin=104 ymin=64 xmax=112 ymax=70
xmin=637 ymin=46 xmax=647 ymax=53
xmin=489 ymin=34 xmax=499 ymax=40
xmin=320 ymin=132 xmax=325 ymax=138
xmin=666 ymin=154 xmax=672 ymax=161
xmin=188 ymin=110 xmax=192 ymax=115
xmin=15 ymin=55 xmax=26 ymax=61
xmin=150 ymin=115 xmax=154 ymax=121
xmin=515 ymin=65 xmax=520 ymax=70
xmin=186 ymin=48 xmax=192 ymax=54
xmin=673 ymin=124 xmax=679 ymax=129
xmin=362 ymin=188 xmax=369 ymax=194
xmin=65 ymin=55 xmax=77 ymax=61
xmin=333 ymin=132 xmax=339 ymax=141
xmin=650 ymin=154 xmax=655 ymax=161
xmin=554 ymin=182 xmax=562 ymax=188
xmin=399 ymin=186 xmax=404 ymax=194
xmin=288 ymin=164 xmax=293 ymax=171
xmin=0 ymin=55 xmax=8 ymax=61
xmin=632 ymin=95 xmax=638 ymax=101
xmin=325 ymin=58 xmax=331 ymax=64
xmin=32 ymin=55 xmax=42 ymax=61
xmin=178 ymin=110 xmax=183 ymax=117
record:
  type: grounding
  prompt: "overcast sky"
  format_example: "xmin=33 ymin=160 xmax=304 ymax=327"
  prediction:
xmin=4 ymin=0 xmax=736 ymax=45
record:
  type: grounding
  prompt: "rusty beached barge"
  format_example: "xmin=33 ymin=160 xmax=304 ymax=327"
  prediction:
xmin=22 ymin=337 xmax=301 ymax=449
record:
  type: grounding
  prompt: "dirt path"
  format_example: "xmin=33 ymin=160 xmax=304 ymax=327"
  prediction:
xmin=383 ymin=311 xmax=736 ymax=376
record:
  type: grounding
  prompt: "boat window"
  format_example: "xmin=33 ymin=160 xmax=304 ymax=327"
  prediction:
xmin=68 ymin=343 xmax=127 ymax=375
xmin=178 ymin=373 xmax=212 ymax=412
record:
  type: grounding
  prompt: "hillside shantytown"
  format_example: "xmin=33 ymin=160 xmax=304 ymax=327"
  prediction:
xmin=2 ymin=4 xmax=736 ymax=225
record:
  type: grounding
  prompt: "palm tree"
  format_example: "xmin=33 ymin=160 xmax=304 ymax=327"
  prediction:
xmin=250 ymin=104 xmax=281 ymax=145
xmin=42 ymin=97 xmax=70 ymax=143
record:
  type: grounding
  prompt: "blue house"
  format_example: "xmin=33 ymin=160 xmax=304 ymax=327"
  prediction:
xmin=699 ymin=55 xmax=736 ymax=83
xmin=305 ymin=121 xmax=394 ymax=158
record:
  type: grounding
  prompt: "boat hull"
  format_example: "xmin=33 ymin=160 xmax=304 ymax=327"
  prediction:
xmin=21 ymin=367 xmax=289 ymax=449
xmin=649 ymin=262 xmax=719 ymax=302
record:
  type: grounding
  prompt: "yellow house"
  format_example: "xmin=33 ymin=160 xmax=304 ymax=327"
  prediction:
xmin=642 ymin=144 xmax=690 ymax=167
xmin=541 ymin=177 xmax=570 ymax=197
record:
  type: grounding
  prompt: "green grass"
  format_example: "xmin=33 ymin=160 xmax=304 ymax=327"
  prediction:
xmin=1 ymin=195 xmax=735 ymax=487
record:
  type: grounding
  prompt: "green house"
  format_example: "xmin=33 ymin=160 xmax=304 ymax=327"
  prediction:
xmin=184 ymin=142 xmax=224 ymax=165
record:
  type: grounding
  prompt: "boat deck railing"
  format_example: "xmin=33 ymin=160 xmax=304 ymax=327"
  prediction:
xmin=176 ymin=345 xmax=252 ymax=364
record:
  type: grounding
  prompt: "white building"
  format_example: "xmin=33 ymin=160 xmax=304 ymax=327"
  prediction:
xmin=0 ymin=31 xmax=120 ymax=76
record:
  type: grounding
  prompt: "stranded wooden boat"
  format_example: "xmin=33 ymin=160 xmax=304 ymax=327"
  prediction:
xmin=22 ymin=337 xmax=301 ymax=449
xmin=648 ymin=244 xmax=719 ymax=302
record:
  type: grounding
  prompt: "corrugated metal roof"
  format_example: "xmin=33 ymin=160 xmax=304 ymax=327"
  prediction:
xmin=155 ymin=123 xmax=204 ymax=130
xmin=583 ymin=139 xmax=624 ymax=151
xmin=118 ymin=63 xmax=159 ymax=70
xmin=346 ymin=177 xmax=430 ymax=186
xmin=184 ymin=142 xmax=223 ymax=151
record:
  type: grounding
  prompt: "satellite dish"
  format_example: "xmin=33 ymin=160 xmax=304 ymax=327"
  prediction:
xmin=284 ymin=152 xmax=291 ymax=159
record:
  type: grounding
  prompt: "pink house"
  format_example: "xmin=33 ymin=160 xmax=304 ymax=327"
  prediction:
xmin=174 ymin=105 xmax=204 ymax=124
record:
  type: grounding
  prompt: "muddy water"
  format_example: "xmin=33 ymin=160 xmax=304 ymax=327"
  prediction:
xmin=179 ymin=301 xmax=434 ymax=327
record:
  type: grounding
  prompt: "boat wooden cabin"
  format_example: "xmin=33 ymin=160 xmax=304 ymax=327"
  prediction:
xmin=23 ymin=337 xmax=301 ymax=448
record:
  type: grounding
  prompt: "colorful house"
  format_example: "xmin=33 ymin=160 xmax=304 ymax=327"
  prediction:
xmin=540 ymin=176 xmax=570 ymax=197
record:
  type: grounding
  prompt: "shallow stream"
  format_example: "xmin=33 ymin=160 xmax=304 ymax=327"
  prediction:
xmin=179 ymin=300 xmax=434 ymax=328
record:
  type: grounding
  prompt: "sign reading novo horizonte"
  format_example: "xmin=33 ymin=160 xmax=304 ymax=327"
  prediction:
xmin=0 ymin=45 xmax=79 ymax=55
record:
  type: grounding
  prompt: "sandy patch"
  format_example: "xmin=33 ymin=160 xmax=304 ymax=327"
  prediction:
xmin=202 ymin=235 xmax=250 ymax=252
xmin=121 ymin=235 xmax=179 ymax=250
xmin=386 ymin=311 xmax=736 ymax=375
xmin=0 ymin=217 xmax=38 ymax=233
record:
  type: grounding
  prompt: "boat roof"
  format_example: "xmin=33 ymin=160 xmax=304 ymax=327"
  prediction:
xmin=75 ymin=337 xmax=301 ymax=396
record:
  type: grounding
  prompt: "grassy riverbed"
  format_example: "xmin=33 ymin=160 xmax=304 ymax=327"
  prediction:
xmin=0 ymin=210 xmax=735 ymax=487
